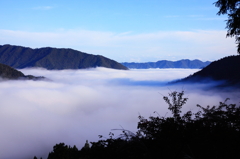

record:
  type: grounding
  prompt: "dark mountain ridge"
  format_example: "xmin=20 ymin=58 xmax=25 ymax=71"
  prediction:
xmin=0 ymin=63 xmax=44 ymax=80
xmin=174 ymin=55 xmax=240 ymax=87
xmin=121 ymin=59 xmax=211 ymax=69
xmin=0 ymin=44 xmax=128 ymax=70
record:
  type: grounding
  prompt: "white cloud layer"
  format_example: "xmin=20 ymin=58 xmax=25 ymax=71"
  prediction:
xmin=0 ymin=68 xmax=239 ymax=159
xmin=0 ymin=29 xmax=236 ymax=62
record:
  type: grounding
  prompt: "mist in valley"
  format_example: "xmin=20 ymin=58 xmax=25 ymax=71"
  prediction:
xmin=0 ymin=68 xmax=239 ymax=159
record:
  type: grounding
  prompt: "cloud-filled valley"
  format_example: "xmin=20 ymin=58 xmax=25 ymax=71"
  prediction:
xmin=0 ymin=68 xmax=239 ymax=159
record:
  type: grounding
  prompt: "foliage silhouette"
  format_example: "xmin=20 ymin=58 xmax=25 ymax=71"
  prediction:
xmin=214 ymin=0 xmax=240 ymax=53
xmin=47 ymin=143 xmax=79 ymax=159
xmin=163 ymin=91 xmax=188 ymax=121
xmin=44 ymin=91 xmax=240 ymax=159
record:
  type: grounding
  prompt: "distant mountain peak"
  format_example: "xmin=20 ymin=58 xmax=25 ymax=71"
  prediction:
xmin=121 ymin=59 xmax=211 ymax=69
xmin=0 ymin=63 xmax=44 ymax=80
xmin=174 ymin=55 xmax=240 ymax=88
xmin=0 ymin=44 xmax=128 ymax=70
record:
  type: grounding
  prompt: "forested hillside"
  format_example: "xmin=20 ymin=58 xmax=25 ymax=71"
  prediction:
xmin=0 ymin=63 xmax=44 ymax=80
xmin=177 ymin=55 xmax=240 ymax=87
xmin=0 ymin=45 xmax=128 ymax=70
xmin=122 ymin=59 xmax=211 ymax=69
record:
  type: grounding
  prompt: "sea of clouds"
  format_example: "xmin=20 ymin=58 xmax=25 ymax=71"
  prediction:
xmin=0 ymin=68 xmax=239 ymax=159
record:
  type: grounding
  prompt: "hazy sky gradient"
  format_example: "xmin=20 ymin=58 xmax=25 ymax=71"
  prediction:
xmin=0 ymin=0 xmax=237 ymax=62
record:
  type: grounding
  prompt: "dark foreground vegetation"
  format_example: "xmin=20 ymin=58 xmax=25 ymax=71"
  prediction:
xmin=34 ymin=91 xmax=240 ymax=159
xmin=32 ymin=1 xmax=240 ymax=158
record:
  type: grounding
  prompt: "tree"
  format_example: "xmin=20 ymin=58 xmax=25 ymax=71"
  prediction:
xmin=163 ymin=91 xmax=188 ymax=121
xmin=214 ymin=0 xmax=240 ymax=53
xmin=42 ymin=91 xmax=240 ymax=158
xmin=47 ymin=143 xmax=79 ymax=159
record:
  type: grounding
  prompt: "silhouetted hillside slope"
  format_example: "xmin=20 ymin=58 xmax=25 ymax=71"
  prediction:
xmin=177 ymin=55 xmax=240 ymax=86
xmin=121 ymin=59 xmax=211 ymax=69
xmin=0 ymin=63 xmax=44 ymax=80
xmin=0 ymin=44 xmax=128 ymax=70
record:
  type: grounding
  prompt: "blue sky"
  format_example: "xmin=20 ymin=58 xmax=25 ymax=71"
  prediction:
xmin=0 ymin=0 xmax=237 ymax=62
